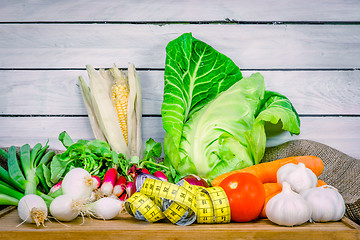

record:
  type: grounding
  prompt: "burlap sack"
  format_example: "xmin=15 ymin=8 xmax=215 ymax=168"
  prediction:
xmin=1 ymin=140 xmax=359 ymax=224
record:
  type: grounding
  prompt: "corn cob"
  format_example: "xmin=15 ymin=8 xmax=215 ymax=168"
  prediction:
xmin=110 ymin=69 xmax=130 ymax=145
xmin=110 ymin=67 xmax=130 ymax=144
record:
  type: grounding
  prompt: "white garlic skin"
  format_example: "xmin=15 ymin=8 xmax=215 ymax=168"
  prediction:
xmin=266 ymin=182 xmax=311 ymax=226
xmin=300 ymin=185 xmax=346 ymax=222
xmin=277 ymin=163 xmax=317 ymax=193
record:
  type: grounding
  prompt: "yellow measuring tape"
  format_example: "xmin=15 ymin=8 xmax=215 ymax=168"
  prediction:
xmin=125 ymin=178 xmax=231 ymax=225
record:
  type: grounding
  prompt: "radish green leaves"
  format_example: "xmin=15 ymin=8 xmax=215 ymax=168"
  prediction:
xmin=162 ymin=33 xmax=300 ymax=181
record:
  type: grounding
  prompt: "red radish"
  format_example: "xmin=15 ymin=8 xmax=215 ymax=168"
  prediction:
xmin=100 ymin=168 xmax=118 ymax=196
xmin=49 ymin=180 xmax=62 ymax=194
xmin=127 ymin=164 xmax=138 ymax=179
xmin=153 ymin=171 xmax=168 ymax=181
xmin=113 ymin=175 xmax=127 ymax=197
xmin=91 ymin=175 xmax=101 ymax=189
xmin=141 ymin=168 xmax=150 ymax=174
xmin=119 ymin=192 xmax=127 ymax=201
xmin=126 ymin=181 xmax=135 ymax=197
xmin=127 ymin=164 xmax=149 ymax=179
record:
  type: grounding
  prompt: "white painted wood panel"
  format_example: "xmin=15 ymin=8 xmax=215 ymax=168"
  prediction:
xmin=1 ymin=1 xmax=359 ymax=22
xmin=0 ymin=70 xmax=359 ymax=115
xmin=0 ymin=24 xmax=359 ymax=69
xmin=0 ymin=117 xmax=358 ymax=159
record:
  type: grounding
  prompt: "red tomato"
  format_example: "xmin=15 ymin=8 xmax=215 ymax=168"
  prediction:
xmin=219 ymin=172 xmax=265 ymax=222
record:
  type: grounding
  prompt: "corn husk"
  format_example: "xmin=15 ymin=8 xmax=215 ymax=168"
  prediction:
xmin=78 ymin=64 xmax=143 ymax=159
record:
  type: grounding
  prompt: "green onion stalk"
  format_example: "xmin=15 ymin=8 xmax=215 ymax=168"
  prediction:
xmin=0 ymin=143 xmax=60 ymax=207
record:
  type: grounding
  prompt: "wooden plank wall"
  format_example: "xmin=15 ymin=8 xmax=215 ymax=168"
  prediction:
xmin=0 ymin=1 xmax=359 ymax=159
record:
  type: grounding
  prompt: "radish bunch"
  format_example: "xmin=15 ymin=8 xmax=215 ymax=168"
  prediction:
xmin=100 ymin=166 xmax=168 ymax=201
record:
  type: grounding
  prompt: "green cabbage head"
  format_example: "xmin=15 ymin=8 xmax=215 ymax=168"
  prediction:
xmin=161 ymin=33 xmax=300 ymax=181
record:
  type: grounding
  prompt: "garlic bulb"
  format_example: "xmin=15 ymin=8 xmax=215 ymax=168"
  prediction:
xmin=266 ymin=182 xmax=311 ymax=226
xmin=277 ymin=163 xmax=317 ymax=193
xmin=300 ymin=185 xmax=346 ymax=222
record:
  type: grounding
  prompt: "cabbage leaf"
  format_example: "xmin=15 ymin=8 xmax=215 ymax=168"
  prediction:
xmin=161 ymin=33 xmax=300 ymax=181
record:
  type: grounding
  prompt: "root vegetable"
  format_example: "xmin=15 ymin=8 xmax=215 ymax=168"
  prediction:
xmin=181 ymin=175 xmax=209 ymax=187
xmin=17 ymin=194 xmax=48 ymax=227
xmin=49 ymin=180 xmax=62 ymax=194
xmin=49 ymin=194 xmax=82 ymax=222
xmin=212 ymin=156 xmax=324 ymax=186
xmin=100 ymin=168 xmax=118 ymax=195
xmin=153 ymin=171 xmax=168 ymax=182
xmin=91 ymin=176 xmax=101 ymax=190
xmin=61 ymin=168 xmax=93 ymax=200
xmin=113 ymin=175 xmax=127 ymax=197
xmin=88 ymin=197 xmax=123 ymax=220
xmin=126 ymin=181 xmax=135 ymax=197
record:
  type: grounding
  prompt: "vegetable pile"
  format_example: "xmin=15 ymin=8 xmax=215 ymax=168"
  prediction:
xmin=213 ymin=156 xmax=345 ymax=226
xmin=0 ymin=33 xmax=348 ymax=228
xmin=0 ymin=134 xmax=172 ymax=225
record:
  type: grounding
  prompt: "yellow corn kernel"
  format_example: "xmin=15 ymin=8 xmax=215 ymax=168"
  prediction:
xmin=111 ymin=76 xmax=129 ymax=145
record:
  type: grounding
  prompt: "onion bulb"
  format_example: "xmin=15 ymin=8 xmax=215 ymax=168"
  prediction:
xmin=180 ymin=175 xmax=209 ymax=187
xmin=49 ymin=194 xmax=82 ymax=222
xmin=17 ymin=194 xmax=48 ymax=227
xmin=87 ymin=197 xmax=123 ymax=220
xmin=61 ymin=168 xmax=93 ymax=200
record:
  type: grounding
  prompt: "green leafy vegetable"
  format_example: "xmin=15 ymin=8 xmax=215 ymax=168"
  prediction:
xmin=50 ymin=132 xmax=176 ymax=184
xmin=50 ymin=131 xmax=124 ymax=184
xmin=162 ymin=33 xmax=300 ymax=181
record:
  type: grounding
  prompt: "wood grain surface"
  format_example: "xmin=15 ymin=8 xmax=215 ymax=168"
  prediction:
xmin=0 ymin=209 xmax=358 ymax=240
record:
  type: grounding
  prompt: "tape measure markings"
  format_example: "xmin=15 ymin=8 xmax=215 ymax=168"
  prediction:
xmin=141 ymin=178 xmax=197 ymax=225
xmin=125 ymin=192 xmax=165 ymax=223
xmin=163 ymin=201 xmax=188 ymax=224
xmin=126 ymin=178 xmax=230 ymax=225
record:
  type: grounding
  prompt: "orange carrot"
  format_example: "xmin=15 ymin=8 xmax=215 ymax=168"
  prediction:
xmin=263 ymin=182 xmax=283 ymax=196
xmin=316 ymin=179 xmax=327 ymax=187
xmin=211 ymin=156 xmax=324 ymax=186
xmin=259 ymin=179 xmax=327 ymax=218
